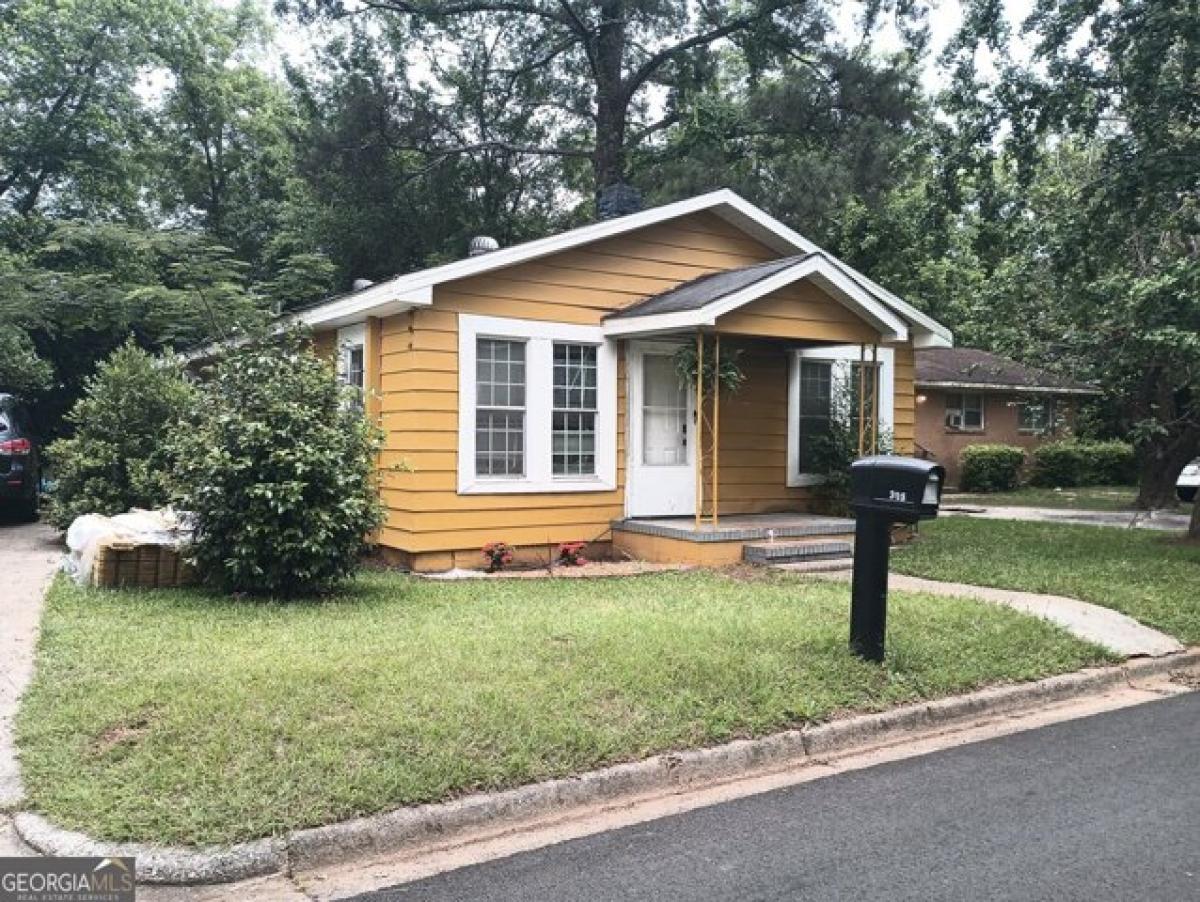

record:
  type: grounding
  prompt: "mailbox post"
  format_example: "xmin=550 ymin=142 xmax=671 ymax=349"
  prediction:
xmin=848 ymin=456 xmax=945 ymax=662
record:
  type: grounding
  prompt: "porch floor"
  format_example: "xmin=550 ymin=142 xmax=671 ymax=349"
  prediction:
xmin=612 ymin=512 xmax=856 ymax=544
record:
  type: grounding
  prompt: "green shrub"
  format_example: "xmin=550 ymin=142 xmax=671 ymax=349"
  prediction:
xmin=173 ymin=330 xmax=384 ymax=596
xmin=960 ymin=444 xmax=1025 ymax=492
xmin=1081 ymin=440 xmax=1137 ymax=484
xmin=1030 ymin=440 xmax=1136 ymax=487
xmin=46 ymin=341 xmax=195 ymax=530
xmin=1030 ymin=441 xmax=1083 ymax=487
xmin=807 ymin=380 xmax=893 ymax=515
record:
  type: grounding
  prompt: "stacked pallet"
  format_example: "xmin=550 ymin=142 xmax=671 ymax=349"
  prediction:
xmin=91 ymin=540 xmax=196 ymax=589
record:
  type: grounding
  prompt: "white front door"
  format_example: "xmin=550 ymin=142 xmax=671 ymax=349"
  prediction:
xmin=626 ymin=343 xmax=696 ymax=517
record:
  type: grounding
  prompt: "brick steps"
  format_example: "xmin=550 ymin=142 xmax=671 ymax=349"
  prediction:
xmin=742 ymin=539 xmax=853 ymax=565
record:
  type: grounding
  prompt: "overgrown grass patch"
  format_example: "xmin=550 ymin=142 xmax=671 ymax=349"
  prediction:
xmin=895 ymin=518 xmax=1200 ymax=643
xmin=18 ymin=570 xmax=1110 ymax=845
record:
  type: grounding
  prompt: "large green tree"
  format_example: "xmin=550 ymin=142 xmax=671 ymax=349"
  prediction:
xmin=0 ymin=0 xmax=178 ymax=218
xmin=945 ymin=0 xmax=1200 ymax=519
xmin=0 ymin=218 xmax=265 ymax=436
xmin=287 ymin=0 xmax=932 ymax=207
xmin=154 ymin=0 xmax=298 ymax=266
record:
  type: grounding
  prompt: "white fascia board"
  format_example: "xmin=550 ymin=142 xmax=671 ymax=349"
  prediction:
xmin=289 ymin=186 xmax=953 ymax=345
xmin=711 ymin=193 xmax=953 ymax=345
xmin=297 ymin=284 xmax=433 ymax=328
xmin=603 ymin=256 xmax=909 ymax=342
xmin=298 ymin=190 xmax=743 ymax=327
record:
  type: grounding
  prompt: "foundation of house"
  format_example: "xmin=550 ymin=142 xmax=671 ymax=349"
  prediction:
xmin=611 ymin=513 xmax=858 ymax=566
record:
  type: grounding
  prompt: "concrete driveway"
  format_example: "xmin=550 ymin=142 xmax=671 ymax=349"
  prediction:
xmin=940 ymin=503 xmax=1192 ymax=532
xmin=0 ymin=516 xmax=60 ymax=808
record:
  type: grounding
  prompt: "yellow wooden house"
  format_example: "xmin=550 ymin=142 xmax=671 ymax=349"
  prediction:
xmin=305 ymin=190 xmax=952 ymax=571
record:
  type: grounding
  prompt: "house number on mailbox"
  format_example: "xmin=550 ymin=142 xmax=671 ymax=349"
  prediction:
xmin=888 ymin=490 xmax=908 ymax=502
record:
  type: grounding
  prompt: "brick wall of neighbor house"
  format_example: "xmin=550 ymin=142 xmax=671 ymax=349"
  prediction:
xmin=916 ymin=388 xmax=1078 ymax=487
xmin=350 ymin=209 xmax=912 ymax=571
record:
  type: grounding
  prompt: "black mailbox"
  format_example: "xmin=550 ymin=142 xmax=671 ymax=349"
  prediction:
xmin=850 ymin=456 xmax=945 ymax=523
xmin=846 ymin=455 xmax=945 ymax=663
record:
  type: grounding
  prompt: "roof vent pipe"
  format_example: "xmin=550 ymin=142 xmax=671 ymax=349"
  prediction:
xmin=468 ymin=236 xmax=501 ymax=257
xmin=352 ymin=278 xmax=375 ymax=291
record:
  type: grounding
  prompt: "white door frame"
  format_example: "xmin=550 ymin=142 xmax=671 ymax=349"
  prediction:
xmin=625 ymin=340 xmax=696 ymax=518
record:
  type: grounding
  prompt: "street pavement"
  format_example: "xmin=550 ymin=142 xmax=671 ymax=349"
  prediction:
xmin=346 ymin=691 xmax=1200 ymax=902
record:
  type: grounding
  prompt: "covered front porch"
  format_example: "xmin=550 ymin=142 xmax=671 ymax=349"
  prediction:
xmin=606 ymin=251 xmax=908 ymax=541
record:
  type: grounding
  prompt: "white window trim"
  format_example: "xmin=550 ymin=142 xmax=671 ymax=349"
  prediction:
xmin=786 ymin=345 xmax=895 ymax=488
xmin=458 ymin=314 xmax=617 ymax=494
xmin=336 ymin=322 xmax=366 ymax=388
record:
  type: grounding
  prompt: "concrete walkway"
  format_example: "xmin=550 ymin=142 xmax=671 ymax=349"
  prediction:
xmin=940 ymin=503 xmax=1191 ymax=532
xmin=810 ymin=570 xmax=1184 ymax=659
xmin=0 ymin=518 xmax=60 ymax=808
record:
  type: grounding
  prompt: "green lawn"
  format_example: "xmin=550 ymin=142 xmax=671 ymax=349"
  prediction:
xmin=944 ymin=485 xmax=1152 ymax=512
xmin=18 ymin=570 xmax=1110 ymax=846
xmin=896 ymin=518 xmax=1200 ymax=644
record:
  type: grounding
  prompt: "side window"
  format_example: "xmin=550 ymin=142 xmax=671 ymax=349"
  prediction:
xmin=796 ymin=360 xmax=833 ymax=473
xmin=345 ymin=345 xmax=365 ymax=392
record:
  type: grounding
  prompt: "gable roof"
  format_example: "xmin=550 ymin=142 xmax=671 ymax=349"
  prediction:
xmin=609 ymin=255 xmax=810 ymax=319
xmin=293 ymin=189 xmax=952 ymax=347
xmin=603 ymin=252 xmax=910 ymax=341
xmin=915 ymin=348 xmax=1100 ymax=395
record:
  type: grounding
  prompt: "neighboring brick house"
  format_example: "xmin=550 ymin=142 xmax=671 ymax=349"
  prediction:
xmin=915 ymin=348 xmax=1100 ymax=487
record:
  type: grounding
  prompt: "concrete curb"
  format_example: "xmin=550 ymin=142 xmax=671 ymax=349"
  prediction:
xmin=15 ymin=650 xmax=1200 ymax=885
xmin=11 ymin=812 xmax=286 ymax=884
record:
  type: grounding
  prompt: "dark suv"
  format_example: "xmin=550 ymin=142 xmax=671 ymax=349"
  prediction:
xmin=0 ymin=394 xmax=40 ymax=520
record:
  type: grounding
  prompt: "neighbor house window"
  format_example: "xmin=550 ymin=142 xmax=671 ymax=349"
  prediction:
xmin=1018 ymin=398 xmax=1056 ymax=434
xmin=945 ymin=392 xmax=984 ymax=431
xmin=475 ymin=338 xmax=526 ymax=477
xmin=787 ymin=346 xmax=896 ymax=487
xmin=458 ymin=315 xmax=617 ymax=494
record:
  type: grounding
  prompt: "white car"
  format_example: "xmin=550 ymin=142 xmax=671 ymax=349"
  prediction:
xmin=1179 ymin=459 xmax=1200 ymax=503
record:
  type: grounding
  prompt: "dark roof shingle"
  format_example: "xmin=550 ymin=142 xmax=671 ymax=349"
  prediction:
xmin=605 ymin=254 xmax=814 ymax=320
xmin=916 ymin=347 xmax=1098 ymax=394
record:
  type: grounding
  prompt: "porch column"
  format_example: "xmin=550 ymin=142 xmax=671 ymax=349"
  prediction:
xmin=712 ymin=332 xmax=720 ymax=526
xmin=695 ymin=331 xmax=704 ymax=529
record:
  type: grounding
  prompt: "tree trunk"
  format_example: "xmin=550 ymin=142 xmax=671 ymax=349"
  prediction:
xmin=592 ymin=0 xmax=629 ymax=202
xmin=1134 ymin=435 xmax=1198 ymax=510
xmin=1189 ymin=496 xmax=1200 ymax=540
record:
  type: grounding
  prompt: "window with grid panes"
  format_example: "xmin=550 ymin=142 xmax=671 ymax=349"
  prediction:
xmin=552 ymin=343 xmax=598 ymax=475
xmin=475 ymin=338 xmax=526 ymax=476
xmin=797 ymin=360 xmax=833 ymax=473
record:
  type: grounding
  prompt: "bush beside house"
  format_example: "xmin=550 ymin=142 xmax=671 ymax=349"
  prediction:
xmin=1030 ymin=440 xmax=1136 ymax=487
xmin=959 ymin=444 xmax=1025 ymax=492
xmin=172 ymin=331 xmax=384 ymax=596
xmin=46 ymin=341 xmax=195 ymax=530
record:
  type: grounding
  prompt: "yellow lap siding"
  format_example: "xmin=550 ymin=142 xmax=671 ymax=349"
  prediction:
xmin=372 ymin=212 xmax=915 ymax=561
